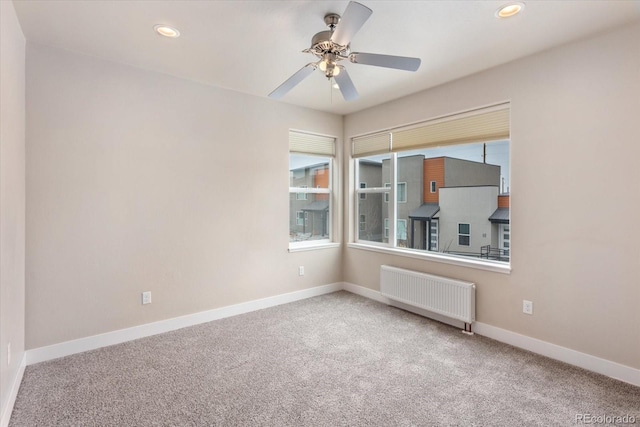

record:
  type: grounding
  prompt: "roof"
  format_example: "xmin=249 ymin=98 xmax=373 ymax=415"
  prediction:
xmin=301 ymin=201 xmax=329 ymax=212
xmin=409 ymin=203 xmax=440 ymax=220
xmin=489 ymin=208 xmax=510 ymax=224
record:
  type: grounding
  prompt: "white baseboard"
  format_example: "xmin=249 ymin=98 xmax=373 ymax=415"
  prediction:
xmin=342 ymin=282 xmax=640 ymax=388
xmin=473 ymin=322 xmax=640 ymax=388
xmin=24 ymin=281 xmax=640 ymax=390
xmin=1 ymin=353 xmax=26 ymax=427
xmin=26 ymin=283 xmax=342 ymax=365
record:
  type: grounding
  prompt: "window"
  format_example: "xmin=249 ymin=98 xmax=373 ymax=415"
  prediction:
xmin=296 ymin=211 xmax=306 ymax=226
xmin=458 ymin=223 xmax=470 ymax=246
xmin=289 ymin=131 xmax=335 ymax=247
xmin=429 ymin=219 xmax=439 ymax=251
xmin=499 ymin=224 xmax=510 ymax=260
xmin=296 ymin=185 xmax=308 ymax=200
xmin=397 ymin=219 xmax=407 ymax=241
xmin=384 ymin=183 xmax=406 ymax=203
xmin=359 ymin=215 xmax=366 ymax=232
xmin=352 ymin=103 xmax=510 ymax=268
xmin=397 ymin=183 xmax=407 ymax=203
xmin=359 ymin=182 xmax=367 ymax=200
xmin=384 ymin=218 xmax=407 ymax=241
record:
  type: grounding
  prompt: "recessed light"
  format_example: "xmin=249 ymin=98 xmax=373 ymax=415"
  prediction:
xmin=154 ymin=25 xmax=180 ymax=38
xmin=496 ymin=2 xmax=525 ymax=19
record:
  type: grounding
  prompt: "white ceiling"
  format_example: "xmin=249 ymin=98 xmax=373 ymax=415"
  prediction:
xmin=12 ymin=0 xmax=640 ymax=115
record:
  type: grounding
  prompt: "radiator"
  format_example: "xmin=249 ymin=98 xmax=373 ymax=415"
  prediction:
xmin=380 ymin=265 xmax=476 ymax=326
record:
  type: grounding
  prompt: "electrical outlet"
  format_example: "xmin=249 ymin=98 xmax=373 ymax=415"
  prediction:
xmin=523 ymin=300 xmax=533 ymax=315
xmin=7 ymin=343 xmax=10 ymax=366
xmin=299 ymin=266 xmax=305 ymax=276
xmin=142 ymin=291 xmax=152 ymax=305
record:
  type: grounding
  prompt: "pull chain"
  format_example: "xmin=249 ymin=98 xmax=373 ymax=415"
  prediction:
xmin=330 ymin=77 xmax=333 ymax=104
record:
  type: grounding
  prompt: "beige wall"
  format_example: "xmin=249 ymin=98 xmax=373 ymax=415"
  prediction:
xmin=344 ymin=23 xmax=640 ymax=369
xmin=25 ymin=44 xmax=343 ymax=349
xmin=20 ymin=15 xmax=640 ymax=376
xmin=0 ymin=0 xmax=26 ymax=420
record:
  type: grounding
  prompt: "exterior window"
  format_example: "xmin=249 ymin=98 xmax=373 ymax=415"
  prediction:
xmin=355 ymin=141 xmax=509 ymax=263
xmin=296 ymin=211 xmax=306 ymax=226
xmin=383 ymin=183 xmax=406 ymax=203
xmin=397 ymin=183 xmax=407 ymax=203
xmin=289 ymin=130 xmax=335 ymax=248
xmin=384 ymin=218 xmax=407 ymax=241
xmin=359 ymin=183 xmax=367 ymax=200
xmin=429 ymin=219 xmax=439 ymax=251
xmin=499 ymin=224 xmax=510 ymax=260
xmin=353 ymin=105 xmax=510 ymax=266
xmin=458 ymin=223 xmax=470 ymax=246
xmin=355 ymin=155 xmax=389 ymax=244
xmin=397 ymin=219 xmax=407 ymax=242
xmin=290 ymin=153 xmax=333 ymax=245
xmin=296 ymin=185 xmax=308 ymax=200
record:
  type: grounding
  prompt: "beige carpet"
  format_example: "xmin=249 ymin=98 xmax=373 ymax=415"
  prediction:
xmin=10 ymin=291 xmax=640 ymax=426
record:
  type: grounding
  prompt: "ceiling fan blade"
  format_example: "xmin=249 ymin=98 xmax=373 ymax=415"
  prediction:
xmin=350 ymin=52 xmax=421 ymax=72
xmin=268 ymin=63 xmax=316 ymax=99
xmin=334 ymin=68 xmax=358 ymax=101
xmin=330 ymin=2 xmax=373 ymax=47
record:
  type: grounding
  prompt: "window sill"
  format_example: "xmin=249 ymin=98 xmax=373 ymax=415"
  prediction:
xmin=347 ymin=242 xmax=511 ymax=274
xmin=288 ymin=242 xmax=341 ymax=253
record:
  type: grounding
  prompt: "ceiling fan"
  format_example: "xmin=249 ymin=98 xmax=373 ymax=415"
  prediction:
xmin=268 ymin=1 xmax=421 ymax=102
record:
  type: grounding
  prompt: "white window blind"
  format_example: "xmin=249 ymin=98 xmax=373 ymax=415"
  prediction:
xmin=392 ymin=106 xmax=510 ymax=152
xmin=351 ymin=103 xmax=510 ymax=156
xmin=289 ymin=130 xmax=335 ymax=156
xmin=352 ymin=132 xmax=391 ymax=158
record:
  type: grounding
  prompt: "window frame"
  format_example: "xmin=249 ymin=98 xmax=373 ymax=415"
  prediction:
xmin=397 ymin=219 xmax=407 ymax=241
xmin=289 ymin=130 xmax=338 ymax=252
xmin=359 ymin=182 xmax=367 ymax=200
xmin=289 ymin=165 xmax=331 ymax=245
xmin=296 ymin=211 xmax=306 ymax=226
xmin=429 ymin=219 xmax=439 ymax=251
xmin=295 ymin=185 xmax=308 ymax=201
xmin=458 ymin=223 xmax=471 ymax=246
xmin=350 ymin=103 xmax=511 ymax=273
xmin=397 ymin=182 xmax=407 ymax=203
xmin=499 ymin=223 xmax=510 ymax=259
xmin=383 ymin=182 xmax=406 ymax=203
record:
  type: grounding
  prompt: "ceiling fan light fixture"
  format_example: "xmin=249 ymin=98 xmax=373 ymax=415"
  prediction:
xmin=319 ymin=53 xmax=341 ymax=78
xmin=154 ymin=24 xmax=180 ymax=38
xmin=496 ymin=2 xmax=525 ymax=19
